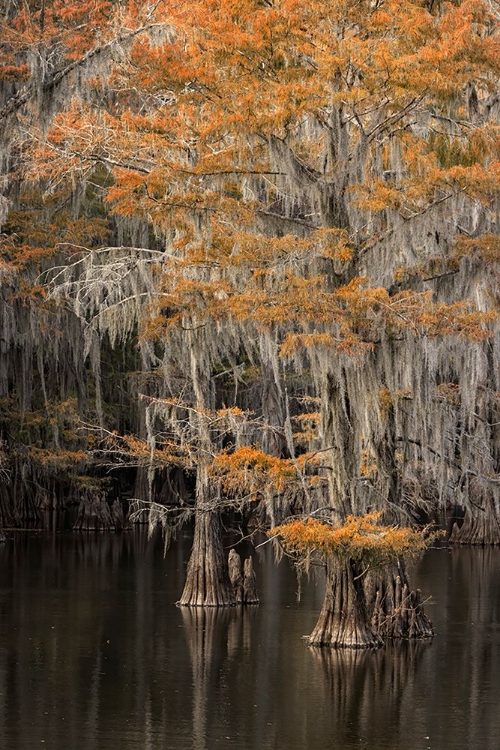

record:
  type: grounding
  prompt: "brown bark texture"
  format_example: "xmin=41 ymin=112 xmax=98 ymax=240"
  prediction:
xmin=73 ymin=494 xmax=117 ymax=531
xmin=243 ymin=556 xmax=259 ymax=604
xmin=228 ymin=548 xmax=244 ymax=602
xmin=309 ymin=556 xmax=383 ymax=649
xmin=178 ymin=510 xmax=236 ymax=607
xmin=207 ymin=547 xmax=260 ymax=606
xmin=449 ymin=499 xmax=500 ymax=545
xmin=366 ymin=563 xmax=434 ymax=639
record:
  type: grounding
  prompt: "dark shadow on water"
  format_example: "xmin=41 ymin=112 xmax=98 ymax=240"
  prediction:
xmin=310 ymin=640 xmax=432 ymax=747
xmin=180 ymin=606 xmax=259 ymax=750
xmin=1 ymin=534 xmax=500 ymax=749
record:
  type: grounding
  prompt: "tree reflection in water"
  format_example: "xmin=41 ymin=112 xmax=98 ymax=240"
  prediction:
xmin=1 ymin=535 xmax=500 ymax=749
xmin=180 ymin=605 xmax=259 ymax=750
xmin=310 ymin=641 xmax=431 ymax=746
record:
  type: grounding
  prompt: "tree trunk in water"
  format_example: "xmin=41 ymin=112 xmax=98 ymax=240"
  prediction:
xmin=228 ymin=549 xmax=260 ymax=605
xmin=73 ymin=493 xmax=115 ymax=531
xmin=178 ymin=335 xmax=241 ymax=607
xmin=449 ymin=494 xmax=500 ymax=545
xmin=309 ymin=556 xmax=383 ymax=648
xmin=365 ymin=562 xmax=434 ymax=639
xmin=178 ymin=509 xmax=236 ymax=607
xmin=243 ymin=556 xmax=259 ymax=604
xmin=132 ymin=466 xmax=150 ymax=506
xmin=111 ymin=499 xmax=126 ymax=531
xmin=0 ymin=487 xmax=19 ymax=529
xmin=228 ymin=548 xmax=244 ymax=602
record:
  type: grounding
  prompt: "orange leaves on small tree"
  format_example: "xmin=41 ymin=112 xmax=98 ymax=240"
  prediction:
xmin=211 ymin=445 xmax=323 ymax=498
xmin=270 ymin=512 xmax=439 ymax=568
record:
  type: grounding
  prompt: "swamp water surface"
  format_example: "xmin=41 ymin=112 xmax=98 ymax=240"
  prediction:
xmin=1 ymin=530 xmax=500 ymax=750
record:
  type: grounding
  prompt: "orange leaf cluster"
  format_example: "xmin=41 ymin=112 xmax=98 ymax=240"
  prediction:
xmin=211 ymin=446 xmax=322 ymax=497
xmin=270 ymin=512 xmax=438 ymax=566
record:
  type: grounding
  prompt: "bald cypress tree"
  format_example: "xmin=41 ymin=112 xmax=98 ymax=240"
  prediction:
xmin=0 ymin=1 xmax=498 ymax=572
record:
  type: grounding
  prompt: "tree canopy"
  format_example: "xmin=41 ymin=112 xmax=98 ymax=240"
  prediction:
xmin=0 ymin=1 xmax=499 ymax=579
xmin=270 ymin=512 xmax=434 ymax=567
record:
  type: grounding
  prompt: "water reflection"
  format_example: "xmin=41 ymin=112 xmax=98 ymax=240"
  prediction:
xmin=416 ymin=547 xmax=500 ymax=749
xmin=0 ymin=534 xmax=500 ymax=749
xmin=180 ymin=606 xmax=258 ymax=750
xmin=310 ymin=642 xmax=432 ymax=748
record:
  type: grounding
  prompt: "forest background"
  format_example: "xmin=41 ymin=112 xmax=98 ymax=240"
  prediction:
xmin=0 ymin=0 xmax=499 ymax=642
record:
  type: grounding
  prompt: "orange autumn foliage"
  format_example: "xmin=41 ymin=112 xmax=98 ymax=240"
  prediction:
xmin=211 ymin=445 xmax=323 ymax=496
xmin=270 ymin=512 xmax=439 ymax=567
xmin=0 ymin=0 xmax=498 ymax=535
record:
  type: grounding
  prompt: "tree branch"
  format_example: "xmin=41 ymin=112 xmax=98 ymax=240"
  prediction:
xmin=0 ymin=22 xmax=168 ymax=122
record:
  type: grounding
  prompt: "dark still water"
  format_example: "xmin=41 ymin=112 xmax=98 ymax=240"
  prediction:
xmin=1 ymin=531 xmax=500 ymax=750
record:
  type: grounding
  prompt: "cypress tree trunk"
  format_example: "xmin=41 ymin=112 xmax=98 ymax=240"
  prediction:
xmin=322 ymin=374 xmax=358 ymax=519
xmin=365 ymin=562 xmax=434 ymax=639
xmin=228 ymin=548 xmax=244 ymax=602
xmin=243 ymin=556 xmax=259 ymax=604
xmin=228 ymin=550 xmax=260 ymax=605
xmin=260 ymin=336 xmax=285 ymax=458
xmin=178 ymin=509 xmax=235 ymax=606
xmin=449 ymin=491 xmax=500 ymax=545
xmin=177 ymin=337 xmax=240 ymax=607
xmin=0 ymin=486 xmax=18 ymax=529
xmin=309 ymin=556 xmax=383 ymax=648
xmin=72 ymin=493 xmax=115 ymax=531
xmin=177 ymin=504 xmax=235 ymax=607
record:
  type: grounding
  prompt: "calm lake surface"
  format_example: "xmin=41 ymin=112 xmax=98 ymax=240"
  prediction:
xmin=1 ymin=529 xmax=500 ymax=750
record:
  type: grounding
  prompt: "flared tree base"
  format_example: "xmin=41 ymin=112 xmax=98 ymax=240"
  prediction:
xmin=449 ymin=504 xmax=500 ymax=545
xmin=73 ymin=494 xmax=122 ymax=531
xmin=309 ymin=557 xmax=383 ymax=649
xmin=178 ymin=511 xmax=236 ymax=607
xmin=366 ymin=564 xmax=434 ymax=639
